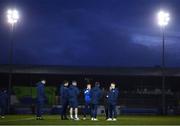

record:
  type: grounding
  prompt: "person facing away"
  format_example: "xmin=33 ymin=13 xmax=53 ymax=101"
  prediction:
xmin=0 ymin=88 xmax=8 ymax=119
xmin=106 ymin=83 xmax=119 ymax=121
xmin=36 ymin=80 xmax=46 ymax=120
xmin=60 ymin=80 xmax=69 ymax=120
xmin=83 ymin=83 xmax=92 ymax=120
xmin=90 ymin=82 xmax=102 ymax=121
xmin=102 ymin=87 xmax=109 ymax=120
xmin=68 ymin=81 xmax=80 ymax=120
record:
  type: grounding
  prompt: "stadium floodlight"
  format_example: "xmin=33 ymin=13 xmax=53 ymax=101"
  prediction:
xmin=6 ymin=8 xmax=20 ymax=113
xmin=157 ymin=10 xmax=170 ymax=115
xmin=157 ymin=11 xmax=170 ymax=27
xmin=7 ymin=9 xmax=19 ymax=25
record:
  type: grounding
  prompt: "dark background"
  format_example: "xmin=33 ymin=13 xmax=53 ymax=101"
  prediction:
xmin=0 ymin=0 xmax=180 ymax=67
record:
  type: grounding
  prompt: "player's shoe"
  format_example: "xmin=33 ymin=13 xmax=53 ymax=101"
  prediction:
xmin=1 ymin=116 xmax=5 ymax=119
xmin=83 ymin=117 xmax=86 ymax=120
xmin=39 ymin=117 xmax=44 ymax=120
xmin=107 ymin=118 xmax=112 ymax=121
xmin=91 ymin=118 xmax=94 ymax=120
xmin=93 ymin=118 xmax=98 ymax=121
xmin=70 ymin=116 xmax=74 ymax=120
xmin=74 ymin=117 xmax=80 ymax=121
xmin=36 ymin=117 xmax=44 ymax=120
xmin=36 ymin=117 xmax=40 ymax=120
xmin=112 ymin=118 xmax=117 ymax=121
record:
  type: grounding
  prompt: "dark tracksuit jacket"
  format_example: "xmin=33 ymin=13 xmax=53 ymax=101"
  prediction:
xmin=90 ymin=86 xmax=102 ymax=118
xmin=36 ymin=82 xmax=46 ymax=117
xmin=0 ymin=90 xmax=8 ymax=116
xmin=103 ymin=90 xmax=109 ymax=119
xmin=60 ymin=85 xmax=69 ymax=104
xmin=107 ymin=88 xmax=119 ymax=118
xmin=60 ymin=85 xmax=69 ymax=118
xmin=68 ymin=85 xmax=80 ymax=108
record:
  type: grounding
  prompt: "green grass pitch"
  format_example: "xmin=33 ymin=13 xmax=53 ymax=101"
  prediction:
xmin=0 ymin=115 xmax=180 ymax=125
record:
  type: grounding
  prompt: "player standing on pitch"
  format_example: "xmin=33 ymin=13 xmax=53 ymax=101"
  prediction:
xmin=83 ymin=83 xmax=92 ymax=120
xmin=90 ymin=82 xmax=102 ymax=121
xmin=68 ymin=81 xmax=80 ymax=120
xmin=106 ymin=83 xmax=119 ymax=121
xmin=0 ymin=88 xmax=8 ymax=119
xmin=103 ymin=87 xmax=109 ymax=120
xmin=36 ymin=80 xmax=46 ymax=120
xmin=60 ymin=80 xmax=69 ymax=120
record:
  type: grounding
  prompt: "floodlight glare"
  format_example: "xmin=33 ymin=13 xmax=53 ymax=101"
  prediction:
xmin=157 ymin=10 xmax=170 ymax=115
xmin=7 ymin=9 xmax=19 ymax=24
xmin=5 ymin=8 xmax=21 ymax=113
xmin=157 ymin=11 xmax=170 ymax=27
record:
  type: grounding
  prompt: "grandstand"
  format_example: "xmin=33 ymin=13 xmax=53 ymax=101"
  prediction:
xmin=0 ymin=65 xmax=180 ymax=115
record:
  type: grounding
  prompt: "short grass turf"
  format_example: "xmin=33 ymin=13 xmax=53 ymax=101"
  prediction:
xmin=0 ymin=115 xmax=180 ymax=125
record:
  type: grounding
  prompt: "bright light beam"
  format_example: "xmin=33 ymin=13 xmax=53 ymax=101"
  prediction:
xmin=157 ymin=11 xmax=170 ymax=27
xmin=7 ymin=9 xmax=19 ymax=25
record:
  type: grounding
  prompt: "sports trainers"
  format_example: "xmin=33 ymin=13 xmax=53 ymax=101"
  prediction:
xmin=107 ymin=118 xmax=112 ymax=121
xmin=1 ymin=116 xmax=5 ymax=119
xmin=39 ymin=117 xmax=44 ymax=120
xmin=113 ymin=118 xmax=117 ymax=121
xmin=69 ymin=115 xmax=74 ymax=120
xmin=74 ymin=117 xmax=80 ymax=121
xmin=91 ymin=118 xmax=94 ymax=121
xmin=93 ymin=118 xmax=98 ymax=121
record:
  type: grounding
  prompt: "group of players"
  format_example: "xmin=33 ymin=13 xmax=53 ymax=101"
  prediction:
xmin=0 ymin=80 xmax=119 ymax=121
xmin=59 ymin=80 xmax=119 ymax=121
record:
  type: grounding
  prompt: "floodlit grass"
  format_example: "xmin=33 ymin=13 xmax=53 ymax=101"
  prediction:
xmin=0 ymin=115 xmax=180 ymax=125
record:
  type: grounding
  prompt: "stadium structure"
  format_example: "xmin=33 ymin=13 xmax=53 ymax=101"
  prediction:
xmin=0 ymin=65 xmax=180 ymax=115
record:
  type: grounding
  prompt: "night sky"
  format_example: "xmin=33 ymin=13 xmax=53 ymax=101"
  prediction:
xmin=0 ymin=0 xmax=180 ymax=67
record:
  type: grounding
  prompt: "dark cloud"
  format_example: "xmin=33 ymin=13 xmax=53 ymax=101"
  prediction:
xmin=0 ymin=0 xmax=180 ymax=67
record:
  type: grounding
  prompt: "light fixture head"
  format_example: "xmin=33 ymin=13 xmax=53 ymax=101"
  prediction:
xmin=157 ymin=11 xmax=170 ymax=27
xmin=7 ymin=9 xmax=19 ymax=24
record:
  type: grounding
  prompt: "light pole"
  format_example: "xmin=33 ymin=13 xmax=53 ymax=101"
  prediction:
xmin=157 ymin=10 xmax=170 ymax=115
xmin=6 ymin=9 xmax=19 ymax=112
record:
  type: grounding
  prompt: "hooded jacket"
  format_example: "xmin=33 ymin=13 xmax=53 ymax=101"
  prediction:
xmin=0 ymin=90 xmax=8 ymax=106
xmin=90 ymin=86 xmax=102 ymax=104
xmin=36 ymin=82 xmax=46 ymax=102
xmin=107 ymin=88 xmax=119 ymax=105
xmin=60 ymin=84 xmax=69 ymax=102
xmin=68 ymin=85 xmax=80 ymax=102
